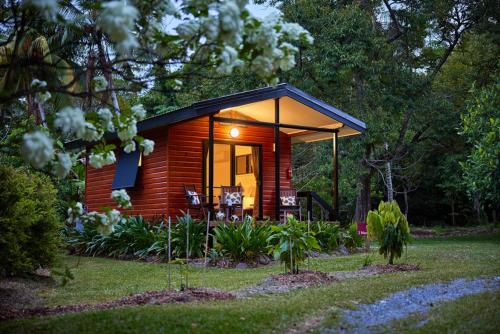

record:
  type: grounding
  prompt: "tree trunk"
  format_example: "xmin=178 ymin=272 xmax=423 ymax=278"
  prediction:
xmin=37 ymin=102 xmax=47 ymax=128
xmin=388 ymin=252 xmax=394 ymax=265
xmin=96 ymin=38 xmax=120 ymax=115
xmin=451 ymin=199 xmax=456 ymax=226
xmin=385 ymin=143 xmax=394 ymax=201
xmin=403 ymin=188 xmax=409 ymax=218
xmin=354 ymin=173 xmax=372 ymax=223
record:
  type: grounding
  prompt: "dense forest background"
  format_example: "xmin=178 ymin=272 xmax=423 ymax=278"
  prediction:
xmin=1 ymin=0 xmax=498 ymax=227
xmin=136 ymin=0 xmax=500 ymax=226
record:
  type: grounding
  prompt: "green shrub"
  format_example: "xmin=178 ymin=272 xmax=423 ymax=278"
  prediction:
xmin=342 ymin=222 xmax=364 ymax=250
xmin=268 ymin=216 xmax=320 ymax=274
xmin=171 ymin=213 xmax=206 ymax=258
xmin=310 ymin=221 xmax=341 ymax=251
xmin=0 ymin=164 xmax=62 ymax=276
xmin=64 ymin=216 xmax=167 ymax=259
xmin=367 ymin=200 xmax=411 ymax=264
xmin=212 ymin=216 xmax=272 ymax=262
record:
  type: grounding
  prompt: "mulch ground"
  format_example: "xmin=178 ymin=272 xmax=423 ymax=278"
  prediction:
xmin=365 ymin=263 xmax=421 ymax=273
xmin=0 ymin=288 xmax=234 ymax=322
xmin=270 ymin=270 xmax=334 ymax=285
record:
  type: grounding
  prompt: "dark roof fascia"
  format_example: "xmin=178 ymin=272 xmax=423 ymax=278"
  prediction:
xmin=283 ymin=85 xmax=367 ymax=133
xmin=65 ymin=83 xmax=366 ymax=149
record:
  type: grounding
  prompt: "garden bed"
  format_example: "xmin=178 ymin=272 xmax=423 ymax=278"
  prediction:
xmin=236 ymin=264 xmax=421 ymax=297
xmin=0 ymin=288 xmax=234 ymax=321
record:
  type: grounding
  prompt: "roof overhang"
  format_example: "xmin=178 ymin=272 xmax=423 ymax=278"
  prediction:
xmin=65 ymin=83 xmax=366 ymax=149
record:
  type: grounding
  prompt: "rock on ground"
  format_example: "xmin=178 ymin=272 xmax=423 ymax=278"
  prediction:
xmin=323 ymin=276 xmax=500 ymax=334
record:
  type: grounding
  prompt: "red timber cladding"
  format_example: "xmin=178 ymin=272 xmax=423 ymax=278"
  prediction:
xmin=167 ymin=115 xmax=292 ymax=219
xmin=85 ymin=128 xmax=169 ymax=218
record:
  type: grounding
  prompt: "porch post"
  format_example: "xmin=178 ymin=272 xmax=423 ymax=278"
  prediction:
xmin=208 ymin=115 xmax=214 ymax=213
xmin=274 ymin=98 xmax=280 ymax=221
xmin=333 ymin=130 xmax=339 ymax=220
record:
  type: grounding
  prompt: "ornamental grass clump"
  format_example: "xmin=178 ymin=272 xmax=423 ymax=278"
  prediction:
xmin=367 ymin=200 xmax=411 ymax=265
xmin=310 ymin=221 xmax=341 ymax=251
xmin=212 ymin=216 xmax=272 ymax=263
xmin=268 ymin=216 xmax=320 ymax=274
xmin=171 ymin=213 xmax=205 ymax=258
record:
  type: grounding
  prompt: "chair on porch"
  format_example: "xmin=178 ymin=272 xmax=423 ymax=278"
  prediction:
xmin=183 ymin=185 xmax=210 ymax=220
xmin=280 ymin=189 xmax=301 ymax=222
xmin=219 ymin=186 xmax=244 ymax=222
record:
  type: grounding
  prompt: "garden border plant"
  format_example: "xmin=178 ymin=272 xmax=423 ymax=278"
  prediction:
xmin=367 ymin=200 xmax=411 ymax=264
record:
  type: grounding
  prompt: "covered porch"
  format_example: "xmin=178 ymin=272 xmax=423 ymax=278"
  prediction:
xmin=202 ymin=84 xmax=366 ymax=221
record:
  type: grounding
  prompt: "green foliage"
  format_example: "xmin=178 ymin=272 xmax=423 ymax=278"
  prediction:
xmin=310 ymin=221 xmax=341 ymax=251
xmin=460 ymin=77 xmax=500 ymax=211
xmin=212 ymin=217 xmax=272 ymax=262
xmin=367 ymin=201 xmax=411 ymax=264
xmin=268 ymin=216 xmax=320 ymax=274
xmin=171 ymin=213 xmax=206 ymax=258
xmin=64 ymin=216 xmax=167 ymax=259
xmin=343 ymin=223 xmax=364 ymax=250
xmin=0 ymin=164 xmax=62 ymax=276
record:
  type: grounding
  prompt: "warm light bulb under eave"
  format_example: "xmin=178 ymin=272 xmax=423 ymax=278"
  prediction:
xmin=229 ymin=127 xmax=240 ymax=138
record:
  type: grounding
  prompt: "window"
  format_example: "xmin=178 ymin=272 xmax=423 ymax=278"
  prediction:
xmin=111 ymin=150 xmax=141 ymax=190
xmin=236 ymin=154 xmax=253 ymax=175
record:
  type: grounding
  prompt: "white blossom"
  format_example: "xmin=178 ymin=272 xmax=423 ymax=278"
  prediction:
xmin=89 ymin=151 xmax=116 ymax=168
xmin=112 ymin=189 xmax=132 ymax=208
xmin=159 ymin=0 xmax=178 ymax=16
xmin=31 ymin=78 xmax=47 ymax=88
xmin=36 ymin=91 xmax=51 ymax=104
xmin=86 ymin=211 xmax=107 ymax=224
xmin=97 ymin=108 xmax=115 ymax=132
xmin=141 ymin=139 xmax=155 ymax=156
xmin=84 ymin=211 xmax=113 ymax=235
xmin=218 ymin=1 xmax=242 ymax=34
xmin=93 ymin=76 xmax=108 ymax=92
xmin=74 ymin=202 xmax=84 ymax=215
xmin=131 ymin=104 xmax=147 ymax=120
xmin=176 ymin=20 xmax=200 ymax=40
xmin=117 ymin=118 xmax=137 ymax=141
xmin=280 ymin=42 xmax=299 ymax=53
xmin=96 ymin=1 xmax=139 ymax=54
xmin=81 ymin=122 xmax=102 ymax=142
xmin=217 ymin=46 xmax=243 ymax=74
xmin=124 ymin=140 xmax=136 ymax=153
xmin=108 ymin=209 xmax=123 ymax=225
xmin=67 ymin=202 xmax=83 ymax=224
xmin=54 ymin=152 xmax=72 ymax=178
xmin=21 ymin=131 xmax=54 ymax=169
xmin=174 ymin=79 xmax=183 ymax=89
xmin=278 ymin=54 xmax=296 ymax=71
xmin=251 ymin=55 xmax=274 ymax=78
xmin=54 ymin=106 xmax=86 ymax=137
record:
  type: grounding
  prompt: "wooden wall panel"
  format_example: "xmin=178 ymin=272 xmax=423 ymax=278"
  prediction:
xmin=166 ymin=116 xmax=292 ymax=219
xmin=85 ymin=128 xmax=169 ymax=218
xmin=85 ymin=116 xmax=292 ymax=220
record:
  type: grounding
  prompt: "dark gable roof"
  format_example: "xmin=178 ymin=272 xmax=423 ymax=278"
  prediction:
xmin=66 ymin=83 xmax=366 ymax=149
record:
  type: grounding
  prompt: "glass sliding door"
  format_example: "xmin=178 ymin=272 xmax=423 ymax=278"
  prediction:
xmin=204 ymin=142 xmax=261 ymax=218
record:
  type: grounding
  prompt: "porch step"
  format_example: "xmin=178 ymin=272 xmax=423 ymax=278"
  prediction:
xmin=297 ymin=191 xmax=336 ymax=221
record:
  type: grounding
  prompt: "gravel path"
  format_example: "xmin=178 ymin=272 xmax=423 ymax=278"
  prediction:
xmin=323 ymin=276 xmax=500 ymax=334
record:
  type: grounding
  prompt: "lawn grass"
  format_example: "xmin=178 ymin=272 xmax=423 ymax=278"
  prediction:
xmin=1 ymin=234 xmax=499 ymax=334
xmin=387 ymin=291 xmax=500 ymax=333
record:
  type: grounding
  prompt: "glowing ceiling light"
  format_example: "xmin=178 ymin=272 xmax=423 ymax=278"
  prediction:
xmin=229 ymin=127 xmax=240 ymax=138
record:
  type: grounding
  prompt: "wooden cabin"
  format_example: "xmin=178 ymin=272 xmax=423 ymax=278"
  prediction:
xmin=73 ymin=84 xmax=366 ymax=220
